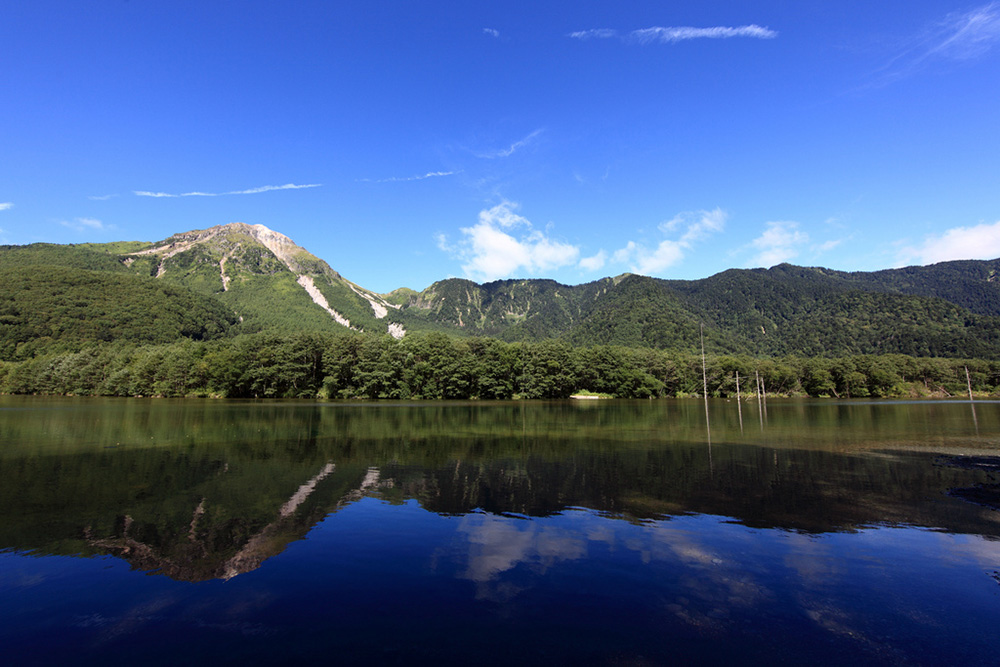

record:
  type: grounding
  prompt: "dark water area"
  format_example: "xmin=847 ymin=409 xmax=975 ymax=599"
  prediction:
xmin=2 ymin=396 xmax=999 ymax=665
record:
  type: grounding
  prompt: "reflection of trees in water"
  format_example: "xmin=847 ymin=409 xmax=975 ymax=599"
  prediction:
xmin=2 ymin=400 xmax=999 ymax=582
xmin=82 ymin=462 xmax=383 ymax=581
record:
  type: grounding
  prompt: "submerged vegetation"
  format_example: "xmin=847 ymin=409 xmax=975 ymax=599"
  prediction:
xmin=1 ymin=330 xmax=997 ymax=400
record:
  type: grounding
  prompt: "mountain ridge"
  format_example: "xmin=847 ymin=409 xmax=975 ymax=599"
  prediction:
xmin=3 ymin=222 xmax=1000 ymax=359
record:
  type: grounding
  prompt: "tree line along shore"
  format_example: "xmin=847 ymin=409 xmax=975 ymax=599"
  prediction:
xmin=1 ymin=331 xmax=997 ymax=400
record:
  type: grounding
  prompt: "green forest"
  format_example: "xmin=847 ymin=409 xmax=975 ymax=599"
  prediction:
xmin=1 ymin=330 xmax=997 ymax=400
xmin=2 ymin=234 xmax=999 ymax=401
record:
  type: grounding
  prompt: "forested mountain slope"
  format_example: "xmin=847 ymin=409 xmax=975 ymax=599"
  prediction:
xmin=0 ymin=263 xmax=238 ymax=360
xmin=3 ymin=225 xmax=999 ymax=360
xmin=394 ymin=261 xmax=1000 ymax=357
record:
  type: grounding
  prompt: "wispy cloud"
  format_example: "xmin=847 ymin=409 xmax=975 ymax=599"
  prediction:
xmin=899 ymin=220 xmax=1000 ymax=265
xmin=476 ymin=129 xmax=544 ymax=159
xmin=569 ymin=28 xmax=619 ymax=40
xmin=611 ymin=208 xmax=727 ymax=275
xmin=439 ymin=201 xmax=579 ymax=282
xmin=358 ymin=170 xmax=460 ymax=184
xmin=0 ymin=202 xmax=12 ymax=211
xmin=874 ymin=2 xmax=1000 ymax=83
xmin=60 ymin=217 xmax=111 ymax=233
xmin=569 ymin=25 xmax=777 ymax=44
xmin=814 ymin=238 xmax=845 ymax=253
xmin=134 ymin=183 xmax=321 ymax=198
xmin=749 ymin=221 xmax=809 ymax=267
xmin=483 ymin=28 xmax=500 ymax=38
xmin=88 ymin=194 xmax=118 ymax=201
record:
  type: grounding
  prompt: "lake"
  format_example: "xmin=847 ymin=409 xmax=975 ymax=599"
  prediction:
xmin=2 ymin=396 xmax=999 ymax=665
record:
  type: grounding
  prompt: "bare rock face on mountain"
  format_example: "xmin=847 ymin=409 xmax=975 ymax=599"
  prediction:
xmin=125 ymin=223 xmax=406 ymax=338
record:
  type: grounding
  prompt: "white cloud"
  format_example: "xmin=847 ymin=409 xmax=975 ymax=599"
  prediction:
xmin=442 ymin=201 xmax=580 ymax=282
xmin=579 ymin=250 xmax=607 ymax=271
xmin=635 ymin=240 xmax=685 ymax=274
xmin=900 ymin=220 xmax=1000 ymax=265
xmin=483 ymin=28 xmax=500 ymax=38
xmin=612 ymin=208 xmax=727 ymax=275
xmin=612 ymin=241 xmax=637 ymax=265
xmin=476 ymin=129 xmax=544 ymax=159
xmin=0 ymin=202 xmax=12 ymax=211
xmin=359 ymin=170 xmax=460 ymax=184
xmin=569 ymin=25 xmax=777 ymax=43
xmin=88 ymin=194 xmax=118 ymax=201
xmin=60 ymin=217 xmax=110 ymax=233
xmin=750 ymin=221 xmax=809 ymax=266
xmin=665 ymin=207 xmax=727 ymax=244
xmin=134 ymin=183 xmax=321 ymax=198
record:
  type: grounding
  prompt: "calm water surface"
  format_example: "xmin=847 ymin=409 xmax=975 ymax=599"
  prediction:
xmin=2 ymin=396 xmax=999 ymax=665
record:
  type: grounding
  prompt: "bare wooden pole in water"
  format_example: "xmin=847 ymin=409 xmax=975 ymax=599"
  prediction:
xmin=735 ymin=371 xmax=744 ymax=433
xmin=761 ymin=372 xmax=768 ymax=419
xmin=966 ymin=365 xmax=980 ymax=433
xmin=701 ymin=323 xmax=711 ymax=442
xmin=755 ymin=369 xmax=764 ymax=430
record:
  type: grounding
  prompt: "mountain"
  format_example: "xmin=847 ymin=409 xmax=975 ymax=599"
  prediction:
xmin=3 ymin=222 xmax=1000 ymax=360
xmin=392 ymin=261 xmax=1000 ymax=357
xmin=116 ymin=223 xmax=409 ymax=338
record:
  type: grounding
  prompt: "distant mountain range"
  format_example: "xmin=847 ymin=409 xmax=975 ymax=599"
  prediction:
xmin=2 ymin=222 xmax=999 ymax=359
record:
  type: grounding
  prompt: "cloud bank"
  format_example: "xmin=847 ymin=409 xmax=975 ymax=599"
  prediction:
xmin=569 ymin=25 xmax=777 ymax=43
xmin=900 ymin=220 xmax=1000 ymax=265
xmin=440 ymin=201 xmax=580 ymax=282
xmin=0 ymin=202 xmax=12 ymax=211
xmin=613 ymin=208 xmax=727 ymax=275
xmin=134 ymin=183 xmax=321 ymax=198
xmin=749 ymin=221 xmax=809 ymax=267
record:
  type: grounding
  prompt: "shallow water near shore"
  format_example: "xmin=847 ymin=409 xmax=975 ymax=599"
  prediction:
xmin=2 ymin=396 xmax=999 ymax=664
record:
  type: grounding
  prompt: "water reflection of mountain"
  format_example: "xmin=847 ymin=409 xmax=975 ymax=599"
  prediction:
xmin=3 ymin=434 xmax=999 ymax=582
xmin=385 ymin=447 xmax=1000 ymax=535
xmin=83 ymin=463 xmax=382 ymax=582
xmin=0 ymin=447 xmax=385 ymax=582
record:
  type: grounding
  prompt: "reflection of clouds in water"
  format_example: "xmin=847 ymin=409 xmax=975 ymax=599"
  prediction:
xmin=456 ymin=513 xmax=587 ymax=600
xmin=929 ymin=530 xmax=1000 ymax=574
xmin=74 ymin=590 xmax=278 ymax=646
xmin=779 ymin=533 xmax=876 ymax=649
xmin=458 ymin=513 xmax=587 ymax=580
xmin=454 ymin=509 xmax=999 ymax=647
xmin=783 ymin=533 xmax=841 ymax=587
xmin=624 ymin=519 xmax=779 ymax=631
xmin=0 ymin=569 xmax=47 ymax=591
xmin=87 ymin=595 xmax=179 ymax=646
xmin=584 ymin=521 xmax=616 ymax=549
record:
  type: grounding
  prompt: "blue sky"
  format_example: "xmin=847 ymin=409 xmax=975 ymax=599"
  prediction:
xmin=2 ymin=1 xmax=999 ymax=293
